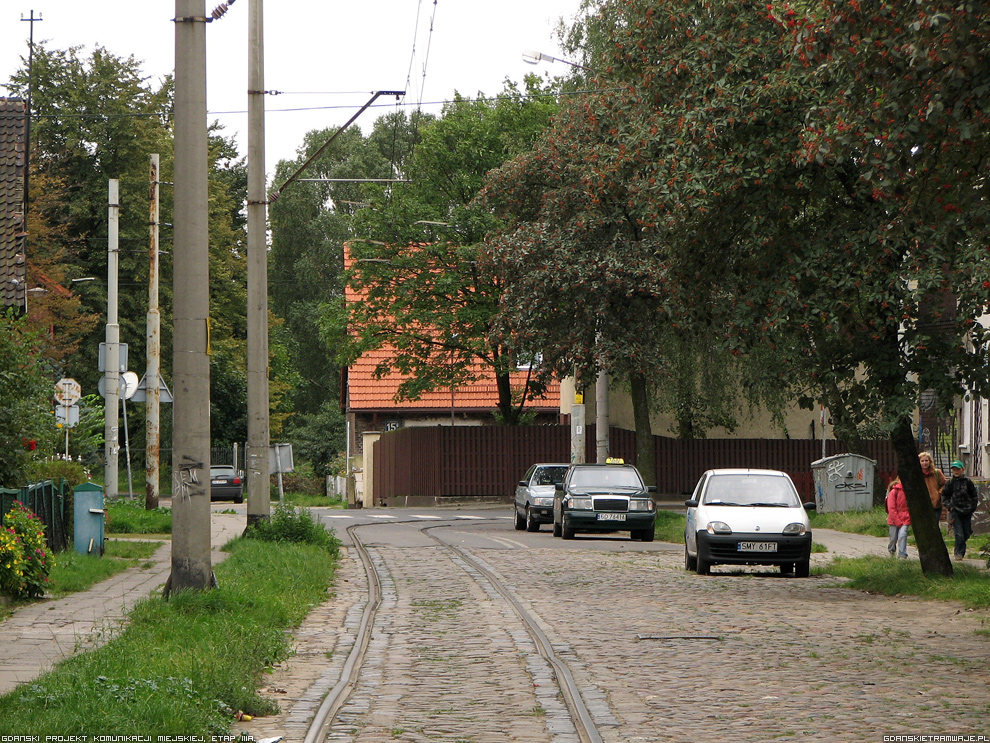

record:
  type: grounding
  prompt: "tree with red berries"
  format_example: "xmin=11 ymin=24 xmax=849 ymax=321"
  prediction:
xmin=484 ymin=0 xmax=990 ymax=575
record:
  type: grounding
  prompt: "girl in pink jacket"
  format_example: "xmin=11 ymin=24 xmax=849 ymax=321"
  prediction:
xmin=886 ymin=478 xmax=911 ymax=559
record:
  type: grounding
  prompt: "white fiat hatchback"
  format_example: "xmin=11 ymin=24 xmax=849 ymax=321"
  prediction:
xmin=684 ymin=469 xmax=815 ymax=577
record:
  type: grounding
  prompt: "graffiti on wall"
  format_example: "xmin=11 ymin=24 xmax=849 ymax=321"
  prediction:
xmin=919 ymin=389 xmax=957 ymax=474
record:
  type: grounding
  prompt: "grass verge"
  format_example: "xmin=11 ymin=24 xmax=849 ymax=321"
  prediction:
xmin=653 ymin=510 xmax=685 ymax=544
xmin=821 ymin=555 xmax=990 ymax=611
xmin=47 ymin=539 xmax=164 ymax=597
xmin=0 ymin=515 xmax=340 ymax=735
xmin=105 ymin=498 xmax=172 ymax=534
xmin=281 ymin=492 xmax=347 ymax=509
xmin=809 ymin=505 xmax=887 ymax=537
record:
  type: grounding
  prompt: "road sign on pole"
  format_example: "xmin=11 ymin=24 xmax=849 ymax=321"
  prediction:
xmin=54 ymin=378 xmax=82 ymax=406
xmin=129 ymin=373 xmax=174 ymax=403
xmin=55 ymin=404 xmax=80 ymax=427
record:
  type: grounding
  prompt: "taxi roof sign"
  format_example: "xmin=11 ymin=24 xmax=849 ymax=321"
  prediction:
xmin=605 ymin=457 xmax=625 ymax=465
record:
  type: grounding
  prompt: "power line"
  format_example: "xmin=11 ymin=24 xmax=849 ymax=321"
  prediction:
xmin=27 ymin=89 xmax=616 ymax=122
xmin=404 ymin=0 xmax=425 ymax=107
xmin=419 ymin=1 xmax=439 ymax=109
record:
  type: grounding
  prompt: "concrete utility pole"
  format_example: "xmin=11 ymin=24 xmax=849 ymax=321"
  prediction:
xmin=104 ymin=180 xmax=121 ymax=500
xmin=571 ymin=391 xmax=586 ymax=464
xmin=146 ymin=154 xmax=162 ymax=510
xmin=168 ymin=0 xmax=213 ymax=594
xmin=596 ymin=371 xmax=610 ymax=463
xmin=245 ymin=0 xmax=271 ymax=527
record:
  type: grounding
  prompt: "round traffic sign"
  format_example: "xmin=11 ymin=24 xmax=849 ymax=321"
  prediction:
xmin=121 ymin=371 xmax=139 ymax=400
xmin=98 ymin=371 xmax=139 ymax=400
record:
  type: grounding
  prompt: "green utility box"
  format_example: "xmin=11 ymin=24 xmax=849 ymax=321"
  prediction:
xmin=73 ymin=482 xmax=106 ymax=556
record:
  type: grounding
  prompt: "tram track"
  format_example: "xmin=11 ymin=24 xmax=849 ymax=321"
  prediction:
xmin=302 ymin=515 xmax=606 ymax=743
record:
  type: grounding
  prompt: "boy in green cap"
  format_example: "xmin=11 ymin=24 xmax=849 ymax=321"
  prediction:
xmin=940 ymin=460 xmax=980 ymax=560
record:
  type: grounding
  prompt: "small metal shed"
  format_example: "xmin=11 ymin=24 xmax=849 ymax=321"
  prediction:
xmin=812 ymin=454 xmax=876 ymax=513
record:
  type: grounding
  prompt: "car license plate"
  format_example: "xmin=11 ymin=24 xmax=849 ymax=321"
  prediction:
xmin=738 ymin=541 xmax=777 ymax=552
xmin=212 ymin=479 xmax=225 ymax=485
xmin=597 ymin=513 xmax=626 ymax=521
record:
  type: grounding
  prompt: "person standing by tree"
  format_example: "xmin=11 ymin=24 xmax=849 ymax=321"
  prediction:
xmin=941 ymin=461 xmax=980 ymax=561
xmin=886 ymin=477 xmax=911 ymax=559
xmin=919 ymin=452 xmax=946 ymax=524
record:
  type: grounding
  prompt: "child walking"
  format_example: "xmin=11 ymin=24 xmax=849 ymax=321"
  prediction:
xmin=886 ymin=477 xmax=910 ymax=559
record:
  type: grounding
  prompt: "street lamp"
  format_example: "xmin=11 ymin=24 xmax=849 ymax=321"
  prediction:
xmin=8 ymin=278 xmax=45 ymax=314
xmin=522 ymin=49 xmax=594 ymax=72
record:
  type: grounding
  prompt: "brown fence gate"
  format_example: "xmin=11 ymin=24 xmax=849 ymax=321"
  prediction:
xmin=372 ymin=425 xmax=897 ymax=506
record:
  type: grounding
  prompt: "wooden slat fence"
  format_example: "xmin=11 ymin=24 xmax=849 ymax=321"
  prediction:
xmin=373 ymin=425 xmax=898 ymax=503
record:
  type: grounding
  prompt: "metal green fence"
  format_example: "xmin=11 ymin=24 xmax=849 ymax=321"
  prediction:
xmin=0 ymin=479 xmax=70 ymax=553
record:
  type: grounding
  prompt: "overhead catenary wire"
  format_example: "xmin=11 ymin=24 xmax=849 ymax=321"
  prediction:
xmin=28 ymin=89 xmax=615 ymax=122
xmin=268 ymin=90 xmax=406 ymax=203
xmin=418 ymin=1 xmax=439 ymax=110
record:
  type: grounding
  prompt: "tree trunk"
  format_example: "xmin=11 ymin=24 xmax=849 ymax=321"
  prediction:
xmin=630 ymin=372 xmax=656 ymax=487
xmin=827 ymin=392 xmax=865 ymax=454
xmin=495 ymin=371 xmax=516 ymax=425
xmin=675 ymin=394 xmax=696 ymax=440
xmin=891 ymin=415 xmax=953 ymax=577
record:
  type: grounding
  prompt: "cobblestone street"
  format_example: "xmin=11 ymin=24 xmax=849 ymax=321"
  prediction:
xmin=483 ymin=548 xmax=989 ymax=742
xmin=241 ymin=526 xmax=990 ymax=743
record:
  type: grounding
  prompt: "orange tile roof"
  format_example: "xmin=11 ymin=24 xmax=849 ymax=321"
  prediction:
xmin=344 ymin=243 xmax=560 ymax=413
xmin=348 ymin=345 xmax=560 ymax=412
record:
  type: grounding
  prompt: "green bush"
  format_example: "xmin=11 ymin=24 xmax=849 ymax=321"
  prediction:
xmin=274 ymin=469 xmax=324 ymax=497
xmin=26 ymin=459 xmax=92 ymax=490
xmin=0 ymin=501 xmax=55 ymax=599
xmin=245 ymin=502 xmax=339 ymax=555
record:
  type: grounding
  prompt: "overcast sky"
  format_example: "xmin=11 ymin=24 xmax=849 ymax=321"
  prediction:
xmin=1 ymin=1 xmax=584 ymax=177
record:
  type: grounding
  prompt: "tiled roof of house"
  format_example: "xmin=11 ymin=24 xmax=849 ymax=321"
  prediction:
xmin=0 ymin=98 xmax=27 ymax=309
xmin=344 ymin=242 xmax=560 ymax=414
xmin=348 ymin=344 xmax=560 ymax=412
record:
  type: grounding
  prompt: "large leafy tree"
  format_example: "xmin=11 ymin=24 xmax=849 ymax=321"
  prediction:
xmin=0 ymin=310 xmax=57 ymax=486
xmin=9 ymin=45 xmax=175 ymax=394
xmin=563 ymin=0 xmax=990 ymax=576
xmin=9 ymin=45 xmax=253 ymax=452
xmin=331 ymin=80 xmax=560 ymax=425
xmin=268 ymin=111 xmax=430 ymax=473
xmin=480 ymin=12 xmax=788 ymax=487
xmin=480 ymin=89 xmax=668 ymax=471
xmin=785 ymin=1 xmax=990 ymax=574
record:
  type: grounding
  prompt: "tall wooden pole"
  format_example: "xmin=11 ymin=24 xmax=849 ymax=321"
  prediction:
xmin=20 ymin=10 xmax=42 ymax=274
xmin=146 ymin=154 xmax=162 ymax=510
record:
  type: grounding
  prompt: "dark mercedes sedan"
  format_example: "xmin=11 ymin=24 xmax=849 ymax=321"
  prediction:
xmin=552 ymin=461 xmax=657 ymax=541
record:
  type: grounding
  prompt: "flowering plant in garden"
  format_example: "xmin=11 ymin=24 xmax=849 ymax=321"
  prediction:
xmin=0 ymin=502 xmax=55 ymax=599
